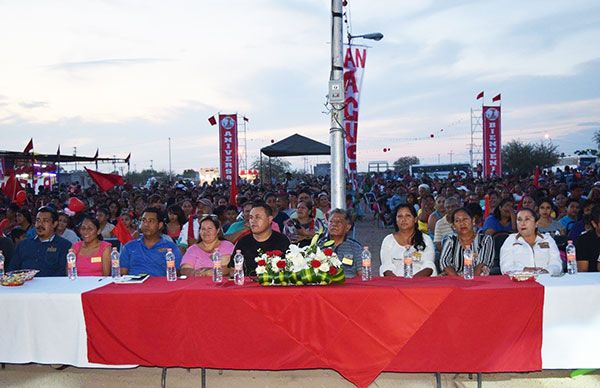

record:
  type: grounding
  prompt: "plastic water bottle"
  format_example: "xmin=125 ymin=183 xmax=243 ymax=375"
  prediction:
xmin=165 ymin=248 xmax=177 ymax=281
xmin=361 ymin=246 xmax=372 ymax=281
xmin=463 ymin=246 xmax=474 ymax=280
xmin=566 ymin=240 xmax=577 ymax=275
xmin=67 ymin=249 xmax=78 ymax=280
xmin=0 ymin=250 xmax=5 ymax=277
xmin=233 ymin=250 xmax=245 ymax=286
xmin=212 ymin=250 xmax=223 ymax=283
xmin=110 ymin=247 xmax=121 ymax=278
xmin=403 ymin=248 xmax=413 ymax=279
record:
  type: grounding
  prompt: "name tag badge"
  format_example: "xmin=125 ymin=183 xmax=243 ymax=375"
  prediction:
xmin=157 ymin=248 xmax=168 ymax=253
xmin=47 ymin=247 xmax=57 ymax=253
xmin=91 ymin=256 xmax=102 ymax=263
xmin=538 ymin=242 xmax=550 ymax=249
xmin=342 ymin=257 xmax=353 ymax=266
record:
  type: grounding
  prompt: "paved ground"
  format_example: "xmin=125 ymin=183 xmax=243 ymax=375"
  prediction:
xmin=2 ymin=217 xmax=598 ymax=387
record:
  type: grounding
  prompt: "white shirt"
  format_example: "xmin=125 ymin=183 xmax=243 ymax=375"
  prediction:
xmin=500 ymin=233 xmax=562 ymax=276
xmin=379 ymin=233 xmax=437 ymax=277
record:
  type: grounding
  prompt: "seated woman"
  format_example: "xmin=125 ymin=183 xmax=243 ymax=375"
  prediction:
xmin=440 ymin=207 xmax=494 ymax=276
xmin=180 ymin=215 xmax=234 ymax=277
xmin=379 ymin=203 xmax=436 ymax=277
xmin=73 ymin=215 xmax=111 ymax=276
xmin=283 ymin=200 xmax=326 ymax=247
xmin=500 ymin=208 xmax=562 ymax=276
xmin=482 ymin=198 xmax=515 ymax=235
xmin=166 ymin=204 xmax=186 ymax=241
xmin=56 ymin=211 xmax=80 ymax=244
xmin=536 ymin=198 xmax=565 ymax=235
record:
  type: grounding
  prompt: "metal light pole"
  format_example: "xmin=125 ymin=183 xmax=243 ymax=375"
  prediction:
xmin=329 ymin=0 xmax=346 ymax=210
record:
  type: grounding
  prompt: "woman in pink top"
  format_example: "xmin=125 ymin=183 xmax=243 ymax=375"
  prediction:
xmin=181 ymin=215 xmax=234 ymax=277
xmin=73 ymin=215 xmax=111 ymax=276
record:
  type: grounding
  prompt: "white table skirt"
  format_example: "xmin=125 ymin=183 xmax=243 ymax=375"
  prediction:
xmin=538 ymin=273 xmax=600 ymax=369
xmin=0 ymin=277 xmax=133 ymax=368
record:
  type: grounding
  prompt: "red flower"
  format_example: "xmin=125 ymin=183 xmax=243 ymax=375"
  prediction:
xmin=265 ymin=250 xmax=274 ymax=256
xmin=257 ymin=259 xmax=266 ymax=267
xmin=323 ymin=248 xmax=333 ymax=256
xmin=276 ymin=260 xmax=286 ymax=269
xmin=329 ymin=267 xmax=337 ymax=275
xmin=311 ymin=259 xmax=321 ymax=269
xmin=271 ymin=250 xmax=283 ymax=257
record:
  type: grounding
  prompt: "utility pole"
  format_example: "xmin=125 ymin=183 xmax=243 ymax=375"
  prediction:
xmin=73 ymin=147 xmax=77 ymax=171
xmin=448 ymin=150 xmax=454 ymax=163
xmin=329 ymin=0 xmax=346 ymax=210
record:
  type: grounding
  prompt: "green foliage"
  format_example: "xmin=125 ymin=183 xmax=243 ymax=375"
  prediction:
xmin=593 ymin=129 xmax=600 ymax=149
xmin=181 ymin=169 xmax=198 ymax=179
xmin=250 ymin=157 xmax=292 ymax=182
xmin=393 ymin=156 xmax=420 ymax=173
xmin=574 ymin=149 xmax=598 ymax=156
xmin=125 ymin=169 xmax=169 ymax=185
xmin=502 ymin=140 xmax=560 ymax=176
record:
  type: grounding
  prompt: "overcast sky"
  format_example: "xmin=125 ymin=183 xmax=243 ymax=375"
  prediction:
xmin=1 ymin=0 xmax=599 ymax=173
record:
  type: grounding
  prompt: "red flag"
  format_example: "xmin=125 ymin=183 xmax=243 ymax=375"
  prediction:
xmin=112 ymin=217 xmax=133 ymax=244
xmin=533 ymin=166 xmax=540 ymax=188
xmin=208 ymin=116 xmax=217 ymax=126
xmin=484 ymin=194 xmax=491 ymax=218
xmin=187 ymin=215 xmax=195 ymax=243
xmin=23 ymin=138 xmax=33 ymax=154
xmin=1 ymin=173 xmax=24 ymax=201
xmin=85 ymin=167 xmax=124 ymax=192
xmin=229 ymin=176 xmax=238 ymax=206
xmin=476 ymin=91 xmax=484 ymax=100
xmin=492 ymin=93 xmax=501 ymax=102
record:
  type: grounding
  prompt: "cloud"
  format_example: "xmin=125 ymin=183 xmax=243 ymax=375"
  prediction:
xmin=47 ymin=58 xmax=169 ymax=71
xmin=578 ymin=121 xmax=600 ymax=126
xmin=19 ymin=101 xmax=49 ymax=109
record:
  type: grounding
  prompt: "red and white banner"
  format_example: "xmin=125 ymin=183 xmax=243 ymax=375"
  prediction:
xmin=343 ymin=46 xmax=367 ymax=186
xmin=482 ymin=106 xmax=502 ymax=177
xmin=218 ymin=114 xmax=238 ymax=182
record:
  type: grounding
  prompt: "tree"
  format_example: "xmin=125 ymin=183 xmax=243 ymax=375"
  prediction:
xmin=181 ymin=169 xmax=199 ymax=179
xmin=393 ymin=156 xmax=420 ymax=173
xmin=250 ymin=157 xmax=292 ymax=182
xmin=502 ymin=140 xmax=560 ymax=176
xmin=594 ymin=129 xmax=600 ymax=150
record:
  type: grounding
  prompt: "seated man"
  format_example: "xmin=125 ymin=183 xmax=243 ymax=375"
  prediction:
xmin=318 ymin=209 xmax=362 ymax=278
xmin=576 ymin=205 xmax=600 ymax=272
xmin=229 ymin=201 xmax=290 ymax=276
xmin=120 ymin=207 xmax=182 ymax=277
xmin=9 ymin=206 xmax=72 ymax=277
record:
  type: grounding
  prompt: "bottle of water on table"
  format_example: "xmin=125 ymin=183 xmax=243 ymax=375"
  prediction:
xmin=361 ymin=246 xmax=372 ymax=281
xmin=165 ymin=248 xmax=177 ymax=282
xmin=566 ymin=240 xmax=577 ymax=275
xmin=67 ymin=249 xmax=78 ymax=280
xmin=0 ymin=250 xmax=5 ymax=277
xmin=463 ymin=246 xmax=474 ymax=280
xmin=403 ymin=247 xmax=413 ymax=279
xmin=110 ymin=247 xmax=121 ymax=278
xmin=233 ymin=250 xmax=245 ymax=286
xmin=212 ymin=249 xmax=223 ymax=283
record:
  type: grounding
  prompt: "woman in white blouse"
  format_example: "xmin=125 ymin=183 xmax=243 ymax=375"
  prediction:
xmin=380 ymin=203 xmax=436 ymax=277
xmin=500 ymin=208 xmax=562 ymax=276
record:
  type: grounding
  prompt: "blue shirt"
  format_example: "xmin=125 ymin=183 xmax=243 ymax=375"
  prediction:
xmin=319 ymin=234 xmax=363 ymax=278
xmin=559 ymin=215 xmax=577 ymax=232
xmin=120 ymin=237 xmax=182 ymax=277
xmin=8 ymin=234 xmax=72 ymax=277
xmin=482 ymin=214 xmax=513 ymax=234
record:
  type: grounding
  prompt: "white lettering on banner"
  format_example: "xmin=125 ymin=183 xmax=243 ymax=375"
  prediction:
xmin=490 ymin=122 xmax=496 ymax=128
xmin=219 ymin=114 xmax=238 ymax=182
xmin=343 ymin=45 xmax=367 ymax=187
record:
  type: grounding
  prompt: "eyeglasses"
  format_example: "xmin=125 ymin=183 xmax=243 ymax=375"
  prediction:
xmin=199 ymin=214 xmax=219 ymax=222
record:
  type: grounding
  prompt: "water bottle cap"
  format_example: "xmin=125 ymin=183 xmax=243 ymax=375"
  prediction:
xmin=567 ymin=240 xmax=573 ymax=244
xmin=363 ymin=246 xmax=369 ymax=249
xmin=68 ymin=248 xmax=74 ymax=252
xmin=167 ymin=248 xmax=172 ymax=252
xmin=236 ymin=250 xmax=241 ymax=253
xmin=112 ymin=247 xmax=118 ymax=251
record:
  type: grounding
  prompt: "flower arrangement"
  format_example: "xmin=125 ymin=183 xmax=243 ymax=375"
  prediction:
xmin=255 ymin=237 xmax=345 ymax=286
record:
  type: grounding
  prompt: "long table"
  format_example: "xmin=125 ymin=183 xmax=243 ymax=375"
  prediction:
xmin=81 ymin=276 xmax=543 ymax=387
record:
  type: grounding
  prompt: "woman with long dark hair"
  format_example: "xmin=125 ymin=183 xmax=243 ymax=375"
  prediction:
xmin=73 ymin=214 xmax=111 ymax=276
xmin=379 ymin=203 xmax=436 ymax=277
xmin=166 ymin=204 xmax=186 ymax=241
xmin=482 ymin=197 xmax=515 ymax=235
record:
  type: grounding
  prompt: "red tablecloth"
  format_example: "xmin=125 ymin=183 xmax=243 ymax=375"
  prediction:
xmin=82 ymin=276 xmax=543 ymax=387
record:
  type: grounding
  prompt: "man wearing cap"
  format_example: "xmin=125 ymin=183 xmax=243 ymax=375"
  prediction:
xmin=177 ymin=198 xmax=214 ymax=248
xmin=8 ymin=206 xmax=72 ymax=277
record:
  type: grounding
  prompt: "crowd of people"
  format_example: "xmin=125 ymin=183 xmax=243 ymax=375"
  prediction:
xmin=1 ymin=163 xmax=599 ymax=279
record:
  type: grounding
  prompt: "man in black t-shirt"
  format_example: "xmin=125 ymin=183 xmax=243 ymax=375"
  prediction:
xmin=231 ymin=201 xmax=290 ymax=276
xmin=575 ymin=205 xmax=600 ymax=272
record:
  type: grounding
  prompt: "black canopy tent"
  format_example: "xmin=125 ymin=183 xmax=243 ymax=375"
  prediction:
xmin=259 ymin=133 xmax=330 ymax=182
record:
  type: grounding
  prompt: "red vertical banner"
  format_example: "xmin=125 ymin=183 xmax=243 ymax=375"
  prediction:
xmin=343 ymin=46 xmax=367 ymax=187
xmin=218 ymin=114 xmax=238 ymax=182
xmin=482 ymin=106 xmax=502 ymax=178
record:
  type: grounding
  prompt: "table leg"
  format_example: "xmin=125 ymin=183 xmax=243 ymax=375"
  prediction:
xmin=435 ymin=372 xmax=442 ymax=388
xmin=477 ymin=372 xmax=482 ymax=388
xmin=161 ymin=368 xmax=167 ymax=388
xmin=201 ymin=368 xmax=206 ymax=388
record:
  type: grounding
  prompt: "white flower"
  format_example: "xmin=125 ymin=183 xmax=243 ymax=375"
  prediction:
xmin=319 ymin=262 xmax=330 ymax=272
xmin=256 ymin=266 xmax=266 ymax=275
xmin=329 ymin=254 xmax=342 ymax=267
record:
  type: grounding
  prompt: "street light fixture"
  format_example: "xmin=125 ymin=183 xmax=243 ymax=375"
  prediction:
xmin=348 ymin=32 xmax=384 ymax=42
